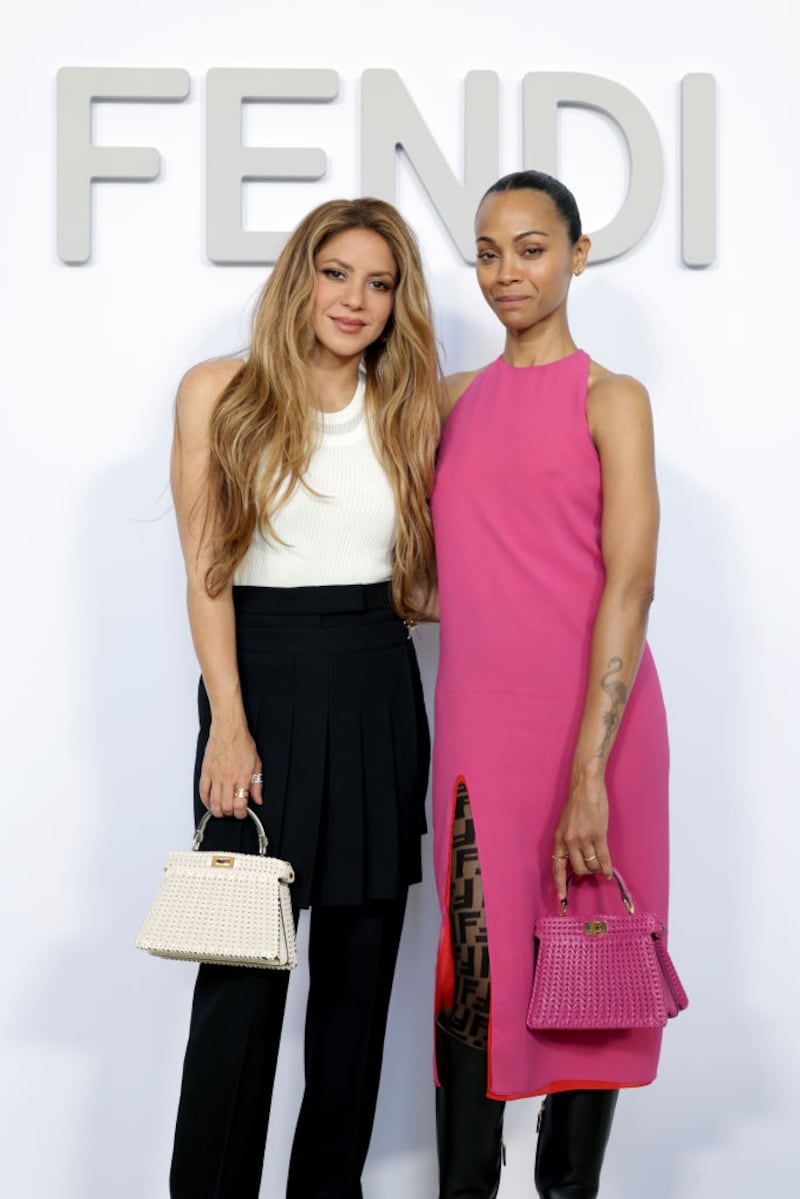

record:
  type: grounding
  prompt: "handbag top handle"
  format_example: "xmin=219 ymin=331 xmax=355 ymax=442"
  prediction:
xmin=560 ymin=868 xmax=634 ymax=916
xmin=192 ymin=807 xmax=269 ymax=857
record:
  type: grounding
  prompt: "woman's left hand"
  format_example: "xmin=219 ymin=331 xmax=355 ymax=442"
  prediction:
xmin=551 ymin=765 xmax=613 ymax=901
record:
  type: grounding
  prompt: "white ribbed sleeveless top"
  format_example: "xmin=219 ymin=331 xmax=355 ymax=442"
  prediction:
xmin=234 ymin=372 xmax=397 ymax=587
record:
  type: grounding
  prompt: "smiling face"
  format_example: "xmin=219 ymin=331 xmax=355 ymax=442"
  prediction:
xmin=310 ymin=227 xmax=398 ymax=366
xmin=474 ymin=189 xmax=589 ymax=336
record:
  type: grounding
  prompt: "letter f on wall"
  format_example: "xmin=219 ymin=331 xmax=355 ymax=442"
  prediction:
xmin=57 ymin=67 xmax=190 ymax=265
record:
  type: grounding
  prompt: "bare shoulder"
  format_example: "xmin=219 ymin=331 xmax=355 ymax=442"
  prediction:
xmin=177 ymin=356 xmax=244 ymax=409
xmin=175 ymin=356 xmax=244 ymax=438
xmin=587 ymin=360 xmax=651 ymax=410
xmin=586 ymin=360 xmax=653 ymax=438
xmin=440 ymin=368 xmax=485 ymax=425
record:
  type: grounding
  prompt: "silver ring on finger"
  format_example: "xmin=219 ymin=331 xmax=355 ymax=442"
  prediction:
xmin=250 ymin=773 xmax=263 ymax=785
xmin=584 ymin=853 xmax=598 ymax=863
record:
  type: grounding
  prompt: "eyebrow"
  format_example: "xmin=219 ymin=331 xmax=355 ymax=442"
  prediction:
xmin=319 ymin=256 xmax=396 ymax=279
xmin=475 ymin=230 xmax=551 ymax=244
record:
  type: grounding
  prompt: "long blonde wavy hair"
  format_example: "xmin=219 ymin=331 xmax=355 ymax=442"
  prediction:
xmin=204 ymin=198 xmax=441 ymax=620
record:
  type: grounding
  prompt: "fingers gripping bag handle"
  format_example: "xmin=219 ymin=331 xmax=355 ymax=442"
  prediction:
xmin=137 ymin=806 xmax=297 ymax=970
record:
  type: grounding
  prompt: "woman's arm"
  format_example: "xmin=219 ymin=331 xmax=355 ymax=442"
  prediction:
xmin=552 ymin=370 xmax=659 ymax=899
xmin=170 ymin=359 xmax=263 ymax=819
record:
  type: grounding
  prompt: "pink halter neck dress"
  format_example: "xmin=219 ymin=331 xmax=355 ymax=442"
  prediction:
xmin=431 ymin=350 xmax=670 ymax=1099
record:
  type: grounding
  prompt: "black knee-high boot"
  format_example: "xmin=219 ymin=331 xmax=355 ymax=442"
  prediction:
xmin=534 ymin=1089 xmax=619 ymax=1199
xmin=436 ymin=1021 xmax=505 ymax=1199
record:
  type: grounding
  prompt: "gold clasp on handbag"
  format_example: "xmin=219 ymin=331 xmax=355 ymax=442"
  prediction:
xmin=211 ymin=855 xmax=235 ymax=869
xmin=584 ymin=920 xmax=608 ymax=936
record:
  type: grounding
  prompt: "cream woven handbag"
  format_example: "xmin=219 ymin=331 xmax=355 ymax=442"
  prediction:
xmin=136 ymin=808 xmax=297 ymax=969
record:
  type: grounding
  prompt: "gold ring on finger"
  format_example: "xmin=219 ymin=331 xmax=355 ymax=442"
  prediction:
xmin=233 ymin=786 xmax=250 ymax=800
xmin=584 ymin=853 xmax=598 ymax=863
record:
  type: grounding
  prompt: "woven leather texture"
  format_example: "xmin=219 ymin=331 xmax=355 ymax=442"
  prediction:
xmin=136 ymin=850 xmax=298 ymax=970
xmin=526 ymin=913 xmax=688 ymax=1030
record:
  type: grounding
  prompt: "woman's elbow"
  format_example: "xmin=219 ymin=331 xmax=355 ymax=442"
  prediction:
xmin=605 ymin=574 xmax=656 ymax=614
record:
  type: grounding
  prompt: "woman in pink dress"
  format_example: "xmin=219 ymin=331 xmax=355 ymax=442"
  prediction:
xmin=431 ymin=171 xmax=670 ymax=1197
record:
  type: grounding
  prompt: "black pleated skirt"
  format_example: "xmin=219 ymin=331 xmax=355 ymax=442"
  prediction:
xmin=192 ymin=582 xmax=430 ymax=908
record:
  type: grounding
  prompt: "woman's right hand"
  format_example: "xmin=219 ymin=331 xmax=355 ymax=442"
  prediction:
xmin=199 ymin=720 xmax=264 ymax=818
xmin=171 ymin=359 xmax=264 ymax=821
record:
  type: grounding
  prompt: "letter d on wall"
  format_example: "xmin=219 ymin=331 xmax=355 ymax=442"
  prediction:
xmin=524 ymin=73 xmax=663 ymax=263
xmin=57 ymin=68 xmax=190 ymax=265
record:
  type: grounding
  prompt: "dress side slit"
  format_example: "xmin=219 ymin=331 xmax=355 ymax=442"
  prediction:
xmin=444 ymin=780 xmax=491 ymax=1049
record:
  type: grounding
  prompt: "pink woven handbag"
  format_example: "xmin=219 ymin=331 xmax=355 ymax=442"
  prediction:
xmin=526 ymin=870 xmax=688 ymax=1031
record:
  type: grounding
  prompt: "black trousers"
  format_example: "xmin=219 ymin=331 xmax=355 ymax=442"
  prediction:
xmin=170 ymin=895 xmax=408 ymax=1199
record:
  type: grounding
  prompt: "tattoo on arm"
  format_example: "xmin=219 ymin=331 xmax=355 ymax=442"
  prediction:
xmin=594 ymin=656 xmax=628 ymax=760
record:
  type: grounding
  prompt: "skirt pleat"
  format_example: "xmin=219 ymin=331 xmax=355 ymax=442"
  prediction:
xmin=315 ymin=648 xmax=367 ymax=904
xmin=191 ymin=582 xmax=429 ymax=908
xmin=285 ymin=653 xmax=331 ymax=900
xmin=362 ymin=675 xmax=402 ymax=898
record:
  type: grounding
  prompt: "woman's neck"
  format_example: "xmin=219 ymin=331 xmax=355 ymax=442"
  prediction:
xmin=502 ymin=321 xmax=577 ymax=368
xmin=308 ymin=353 xmax=363 ymax=413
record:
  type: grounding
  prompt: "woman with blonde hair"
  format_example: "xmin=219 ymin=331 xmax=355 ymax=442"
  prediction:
xmin=168 ymin=197 xmax=440 ymax=1198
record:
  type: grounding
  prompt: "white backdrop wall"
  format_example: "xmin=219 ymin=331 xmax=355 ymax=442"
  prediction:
xmin=2 ymin=2 xmax=798 ymax=1195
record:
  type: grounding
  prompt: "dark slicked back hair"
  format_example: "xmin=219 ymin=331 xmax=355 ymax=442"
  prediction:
xmin=480 ymin=171 xmax=582 ymax=244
